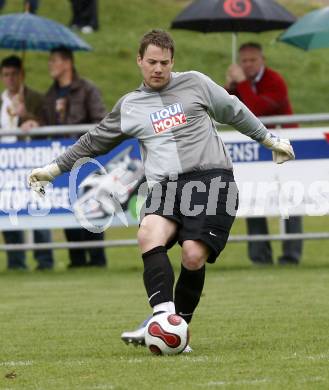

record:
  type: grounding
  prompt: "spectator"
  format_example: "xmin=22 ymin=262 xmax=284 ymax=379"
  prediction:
xmin=24 ymin=0 xmax=39 ymax=13
xmin=0 ymin=55 xmax=53 ymax=270
xmin=69 ymin=0 xmax=99 ymax=34
xmin=0 ymin=1 xmax=38 ymax=13
xmin=41 ymin=47 xmax=107 ymax=268
xmin=226 ymin=42 xmax=302 ymax=266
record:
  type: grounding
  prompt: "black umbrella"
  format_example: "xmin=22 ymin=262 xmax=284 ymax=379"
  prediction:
xmin=171 ymin=0 xmax=296 ymax=62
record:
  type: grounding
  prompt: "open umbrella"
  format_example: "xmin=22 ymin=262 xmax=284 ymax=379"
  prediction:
xmin=278 ymin=6 xmax=329 ymax=50
xmin=171 ymin=0 xmax=296 ymax=62
xmin=0 ymin=12 xmax=91 ymax=52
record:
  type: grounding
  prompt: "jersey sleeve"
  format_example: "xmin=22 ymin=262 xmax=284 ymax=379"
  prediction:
xmin=195 ymin=71 xmax=269 ymax=142
xmin=56 ymin=96 xmax=130 ymax=173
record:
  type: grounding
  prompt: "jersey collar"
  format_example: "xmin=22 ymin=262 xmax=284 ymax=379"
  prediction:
xmin=139 ymin=74 xmax=173 ymax=93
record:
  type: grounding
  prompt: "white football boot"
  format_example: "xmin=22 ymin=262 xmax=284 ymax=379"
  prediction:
xmin=121 ymin=316 xmax=151 ymax=346
xmin=121 ymin=315 xmax=193 ymax=352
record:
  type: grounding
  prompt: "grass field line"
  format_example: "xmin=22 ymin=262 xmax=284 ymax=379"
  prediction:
xmin=54 ymin=359 xmax=90 ymax=367
xmin=282 ymin=352 xmax=329 ymax=361
xmin=0 ymin=360 xmax=33 ymax=366
xmin=305 ymin=353 xmax=329 ymax=360
xmin=50 ymin=355 xmax=222 ymax=366
xmin=116 ymin=355 xmax=220 ymax=363
xmin=299 ymin=376 xmax=326 ymax=384
xmin=72 ymin=386 xmax=114 ymax=390
xmin=200 ymin=376 xmax=326 ymax=387
xmin=200 ymin=378 xmax=270 ymax=386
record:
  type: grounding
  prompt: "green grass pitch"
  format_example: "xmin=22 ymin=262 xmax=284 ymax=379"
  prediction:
xmin=1 ymin=217 xmax=328 ymax=389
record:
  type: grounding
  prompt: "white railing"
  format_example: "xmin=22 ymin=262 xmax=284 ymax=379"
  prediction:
xmin=2 ymin=112 xmax=329 ymax=137
xmin=1 ymin=232 xmax=329 ymax=253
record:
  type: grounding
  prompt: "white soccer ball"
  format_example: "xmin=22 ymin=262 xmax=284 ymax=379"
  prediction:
xmin=144 ymin=312 xmax=189 ymax=355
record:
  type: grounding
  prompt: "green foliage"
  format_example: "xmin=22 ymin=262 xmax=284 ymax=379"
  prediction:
xmin=1 ymin=0 xmax=328 ymax=113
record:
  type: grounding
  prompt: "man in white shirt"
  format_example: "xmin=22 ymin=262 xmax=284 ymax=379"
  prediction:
xmin=0 ymin=55 xmax=54 ymax=270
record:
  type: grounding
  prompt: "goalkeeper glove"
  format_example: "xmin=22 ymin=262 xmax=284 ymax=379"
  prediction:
xmin=261 ymin=133 xmax=295 ymax=164
xmin=28 ymin=163 xmax=61 ymax=196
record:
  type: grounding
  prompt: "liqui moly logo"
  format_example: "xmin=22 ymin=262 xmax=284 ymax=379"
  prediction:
xmin=150 ymin=103 xmax=187 ymax=134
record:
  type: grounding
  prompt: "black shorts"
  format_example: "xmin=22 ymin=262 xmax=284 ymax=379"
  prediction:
xmin=141 ymin=169 xmax=239 ymax=263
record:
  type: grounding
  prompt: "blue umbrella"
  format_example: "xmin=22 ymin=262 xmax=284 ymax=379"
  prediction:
xmin=0 ymin=12 xmax=91 ymax=51
xmin=278 ymin=6 xmax=329 ymax=50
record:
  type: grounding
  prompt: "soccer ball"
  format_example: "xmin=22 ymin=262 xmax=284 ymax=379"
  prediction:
xmin=144 ymin=312 xmax=189 ymax=355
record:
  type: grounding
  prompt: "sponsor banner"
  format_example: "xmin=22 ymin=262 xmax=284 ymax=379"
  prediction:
xmin=0 ymin=138 xmax=142 ymax=230
xmin=0 ymin=128 xmax=328 ymax=230
xmin=150 ymin=103 xmax=187 ymax=134
xmin=221 ymin=128 xmax=329 ymax=217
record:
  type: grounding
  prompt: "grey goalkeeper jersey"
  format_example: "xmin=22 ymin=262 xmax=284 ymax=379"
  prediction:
xmin=56 ymin=71 xmax=268 ymax=184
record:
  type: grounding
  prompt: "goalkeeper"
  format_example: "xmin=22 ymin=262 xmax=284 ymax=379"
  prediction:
xmin=28 ymin=30 xmax=295 ymax=352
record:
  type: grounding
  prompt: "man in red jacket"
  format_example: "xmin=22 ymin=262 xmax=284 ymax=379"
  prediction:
xmin=226 ymin=42 xmax=302 ymax=266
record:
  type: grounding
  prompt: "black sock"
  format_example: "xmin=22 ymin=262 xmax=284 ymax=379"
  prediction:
xmin=142 ymin=246 xmax=175 ymax=308
xmin=174 ymin=264 xmax=205 ymax=324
